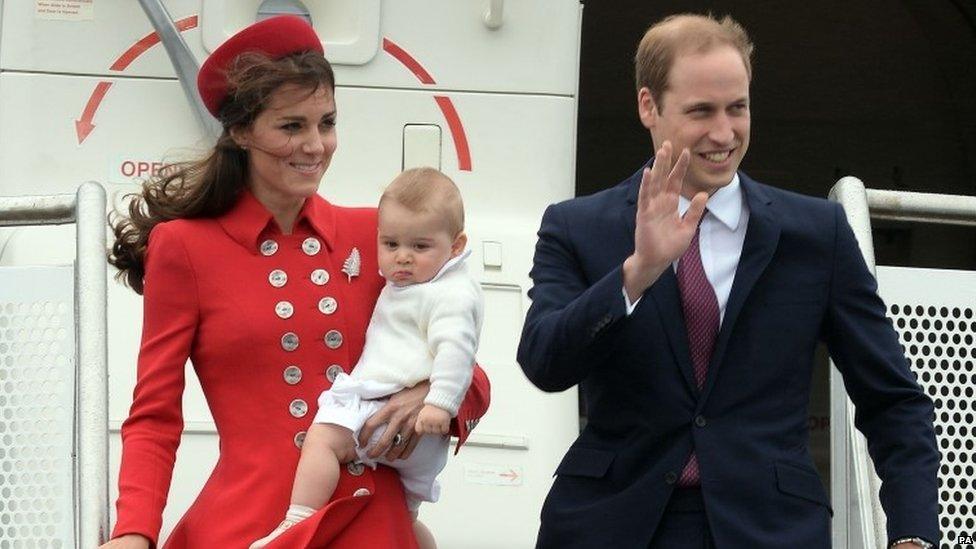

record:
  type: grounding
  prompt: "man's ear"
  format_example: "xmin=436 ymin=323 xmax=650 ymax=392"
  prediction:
xmin=451 ymin=232 xmax=467 ymax=257
xmin=637 ymin=87 xmax=658 ymax=130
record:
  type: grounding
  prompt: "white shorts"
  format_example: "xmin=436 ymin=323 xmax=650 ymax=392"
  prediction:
xmin=313 ymin=373 xmax=449 ymax=511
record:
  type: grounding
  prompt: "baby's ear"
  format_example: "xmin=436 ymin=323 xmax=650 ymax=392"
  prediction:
xmin=451 ymin=232 xmax=467 ymax=257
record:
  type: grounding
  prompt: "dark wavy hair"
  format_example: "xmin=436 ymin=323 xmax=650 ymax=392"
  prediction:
xmin=109 ymin=51 xmax=335 ymax=294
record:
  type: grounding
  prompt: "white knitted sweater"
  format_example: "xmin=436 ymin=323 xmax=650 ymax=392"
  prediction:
xmin=351 ymin=252 xmax=484 ymax=415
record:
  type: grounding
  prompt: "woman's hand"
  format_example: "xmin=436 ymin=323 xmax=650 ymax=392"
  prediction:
xmin=99 ymin=534 xmax=151 ymax=549
xmin=358 ymin=381 xmax=430 ymax=461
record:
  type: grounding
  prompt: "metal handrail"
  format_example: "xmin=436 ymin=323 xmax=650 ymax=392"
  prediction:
xmin=827 ymin=176 xmax=976 ymax=549
xmin=138 ymin=0 xmax=222 ymax=139
xmin=0 ymin=182 xmax=109 ymax=547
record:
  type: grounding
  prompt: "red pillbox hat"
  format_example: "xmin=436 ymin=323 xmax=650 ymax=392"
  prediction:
xmin=197 ymin=15 xmax=324 ymax=117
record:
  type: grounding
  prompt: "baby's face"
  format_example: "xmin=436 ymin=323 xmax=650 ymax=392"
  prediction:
xmin=377 ymin=201 xmax=462 ymax=286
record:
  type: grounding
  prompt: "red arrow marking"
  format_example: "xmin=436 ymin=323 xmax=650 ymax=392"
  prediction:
xmin=499 ymin=469 xmax=519 ymax=481
xmin=75 ymin=81 xmax=112 ymax=144
xmin=382 ymin=38 xmax=436 ymax=84
xmin=434 ymin=96 xmax=471 ymax=171
xmin=382 ymin=38 xmax=472 ymax=171
xmin=110 ymin=15 xmax=199 ymax=71
xmin=77 ymin=14 xmax=198 ymax=144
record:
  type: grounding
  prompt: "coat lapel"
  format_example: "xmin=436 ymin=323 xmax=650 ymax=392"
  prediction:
xmin=622 ymin=164 xmax=698 ymax=395
xmin=699 ymin=174 xmax=781 ymax=405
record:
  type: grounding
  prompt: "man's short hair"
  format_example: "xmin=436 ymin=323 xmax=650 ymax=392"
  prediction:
xmin=635 ymin=13 xmax=754 ymax=111
xmin=380 ymin=167 xmax=465 ymax=236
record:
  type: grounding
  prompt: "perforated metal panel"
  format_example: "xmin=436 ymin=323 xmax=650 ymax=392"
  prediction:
xmin=0 ymin=266 xmax=75 ymax=548
xmin=877 ymin=266 xmax=976 ymax=548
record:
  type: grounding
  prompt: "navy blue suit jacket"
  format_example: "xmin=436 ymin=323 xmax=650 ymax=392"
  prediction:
xmin=517 ymin=166 xmax=939 ymax=548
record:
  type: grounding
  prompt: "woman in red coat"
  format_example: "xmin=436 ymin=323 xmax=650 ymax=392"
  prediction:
xmin=101 ymin=16 xmax=490 ymax=549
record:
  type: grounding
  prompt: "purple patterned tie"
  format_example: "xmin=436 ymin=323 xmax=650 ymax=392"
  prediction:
xmin=675 ymin=221 xmax=719 ymax=486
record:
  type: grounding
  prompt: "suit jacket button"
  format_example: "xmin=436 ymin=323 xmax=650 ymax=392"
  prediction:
xmin=302 ymin=237 xmax=322 ymax=256
xmin=694 ymin=415 xmax=707 ymax=428
xmin=281 ymin=332 xmax=300 ymax=351
xmin=283 ymin=365 xmax=302 ymax=385
xmin=326 ymin=364 xmax=344 ymax=383
xmin=289 ymin=399 xmax=308 ymax=418
xmin=324 ymin=330 xmax=343 ymax=349
xmin=260 ymin=239 xmax=279 ymax=256
xmin=269 ymin=269 xmax=288 ymax=288
xmin=665 ymin=471 xmax=677 ymax=484
xmin=275 ymin=300 xmax=294 ymax=319
xmin=310 ymin=269 xmax=330 ymax=286
xmin=347 ymin=462 xmax=365 ymax=476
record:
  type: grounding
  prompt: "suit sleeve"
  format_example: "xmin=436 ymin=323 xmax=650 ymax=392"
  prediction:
xmin=822 ymin=203 xmax=939 ymax=543
xmin=112 ymin=224 xmax=198 ymax=545
xmin=517 ymin=203 xmax=630 ymax=392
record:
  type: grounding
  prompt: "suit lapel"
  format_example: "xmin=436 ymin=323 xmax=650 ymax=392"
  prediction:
xmin=650 ymin=269 xmax=698 ymax=393
xmin=622 ymin=163 xmax=698 ymax=395
xmin=699 ymin=175 xmax=781 ymax=405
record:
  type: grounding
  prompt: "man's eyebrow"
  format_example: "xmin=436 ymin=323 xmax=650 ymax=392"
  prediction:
xmin=683 ymin=102 xmax=715 ymax=112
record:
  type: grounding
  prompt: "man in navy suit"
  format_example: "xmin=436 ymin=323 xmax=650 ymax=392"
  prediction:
xmin=517 ymin=13 xmax=938 ymax=549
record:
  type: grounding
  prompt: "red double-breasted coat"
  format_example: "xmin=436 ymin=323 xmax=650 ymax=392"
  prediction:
xmin=111 ymin=190 xmax=490 ymax=548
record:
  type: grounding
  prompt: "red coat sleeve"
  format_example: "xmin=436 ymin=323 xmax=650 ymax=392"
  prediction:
xmin=449 ymin=364 xmax=490 ymax=454
xmin=112 ymin=223 xmax=198 ymax=545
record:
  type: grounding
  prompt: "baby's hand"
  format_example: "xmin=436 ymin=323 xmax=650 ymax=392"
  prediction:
xmin=415 ymin=404 xmax=451 ymax=435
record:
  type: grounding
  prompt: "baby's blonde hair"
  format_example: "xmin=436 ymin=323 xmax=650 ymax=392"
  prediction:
xmin=379 ymin=167 xmax=465 ymax=236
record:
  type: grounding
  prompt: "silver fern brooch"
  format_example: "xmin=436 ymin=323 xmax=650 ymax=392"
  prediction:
xmin=342 ymin=247 xmax=361 ymax=281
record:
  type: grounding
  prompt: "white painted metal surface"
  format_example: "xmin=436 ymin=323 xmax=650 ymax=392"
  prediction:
xmin=1 ymin=1 xmax=580 ymax=94
xmin=0 ymin=266 xmax=76 ymax=549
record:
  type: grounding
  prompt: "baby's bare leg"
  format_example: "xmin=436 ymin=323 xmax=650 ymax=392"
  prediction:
xmin=414 ymin=520 xmax=438 ymax=549
xmin=291 ymin=423 xmax=357 ymax=508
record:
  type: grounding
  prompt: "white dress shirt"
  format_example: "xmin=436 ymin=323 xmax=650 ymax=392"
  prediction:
xmin=624 ymin=174 xmax=750 ymax=325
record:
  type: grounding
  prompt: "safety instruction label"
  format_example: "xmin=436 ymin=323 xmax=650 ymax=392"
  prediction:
xmin=463 ymin=463 xmax=523 ymax=487
xmin=35 ymin=0 xmax=94 ymax=21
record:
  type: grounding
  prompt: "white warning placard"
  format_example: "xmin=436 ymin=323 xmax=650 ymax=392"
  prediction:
xmin=35 ymin=0 xmax=94 ymax=21
xmin=463 ymin=463 xmax=523 ymax=487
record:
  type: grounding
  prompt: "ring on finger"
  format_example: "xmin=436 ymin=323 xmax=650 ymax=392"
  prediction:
xmin=393 ymin=433 xmax=405 ymax=447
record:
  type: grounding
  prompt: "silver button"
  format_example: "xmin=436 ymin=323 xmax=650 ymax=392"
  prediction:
xmin=318 ymin=297 xmax=338 ymax=315
xmin=347 ymin=462 xmax=365 ymax=476
xmin=281 ymin=332 xmax=300 ymax=351
xmin=302 ymin=237 xmax=322 ymax=256
xmin=325 ymin=364 xmax=344 ymax=383
xmin=260 ymin=239 xmax=279 ymax=256
xmin=310 ymin=269 xmax=330 ymax=286
xmin=324 ymin=330 xmax=343 ymax=349
xmin=269 ymin=269 xmax=288 ymax=288
xmin=353 ymin=488 xmax=371 ymax=497
xmin=294 ymin=431 xmax=306 ymax=449
xmin=283 ymin=365 xmax=302 ymax=385
xmin=275 ymin=301 xmax=294 ymax=319
xmin=289 ymin=399 xmax=308 ymax=418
